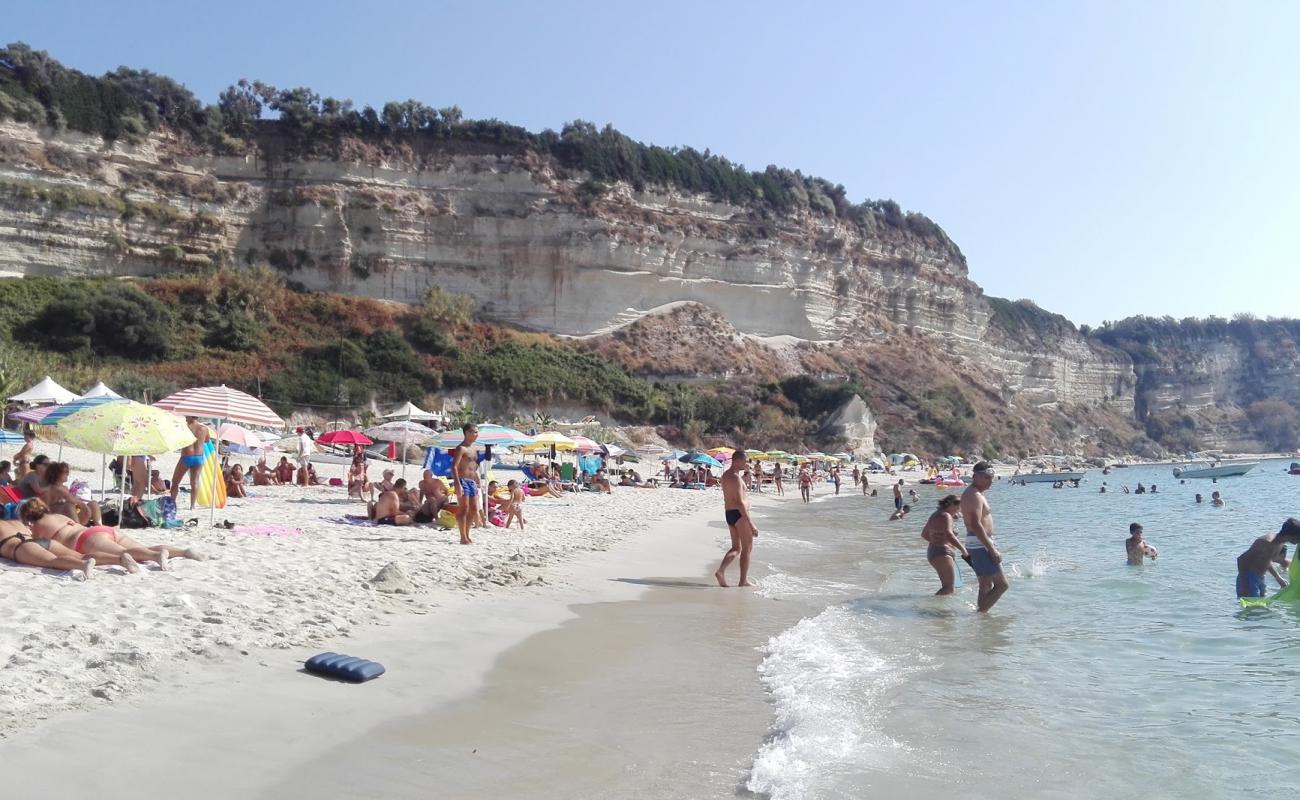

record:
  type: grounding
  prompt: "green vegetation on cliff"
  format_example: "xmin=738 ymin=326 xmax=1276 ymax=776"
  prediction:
xmin=0 ymin=42 xmax=959 ymax=257
xmin=0 ymin=272 xmax=859 ymax=451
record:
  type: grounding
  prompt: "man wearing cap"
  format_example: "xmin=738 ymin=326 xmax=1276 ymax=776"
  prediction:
xmin=295 ymin=427 xmax=315 ymax=486
xmin=1235 ymin=518 xmax=1300 ymax=598
xmin=960 ymin=462 xmax=1009 ymax=612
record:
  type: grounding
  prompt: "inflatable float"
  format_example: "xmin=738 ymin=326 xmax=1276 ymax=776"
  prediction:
xmin=194 ymin=440 xmax=227 ymax=509
xmin=1240 ymin=554 xmax=1300 ymax=608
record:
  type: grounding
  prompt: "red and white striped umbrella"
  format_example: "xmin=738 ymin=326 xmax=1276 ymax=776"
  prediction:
xmin=154 ymin=385 xmax=284 ymax=428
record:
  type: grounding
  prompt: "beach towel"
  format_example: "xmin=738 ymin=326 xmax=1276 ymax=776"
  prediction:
xmin=322 ymin=515 xmax=380 ymax=527
xmin=231 ymin=525 xmax=304 ymax=537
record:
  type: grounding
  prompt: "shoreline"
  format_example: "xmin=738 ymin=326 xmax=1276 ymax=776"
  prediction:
xmin=2 ymin=474 xmax=741 ymax=796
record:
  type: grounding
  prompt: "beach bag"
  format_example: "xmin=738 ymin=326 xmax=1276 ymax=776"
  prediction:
xmin=159 ymin=496 xmax=183 ymax=529
xmin=120 ymin=499 xmax=150 ymax=529
xmin=70 ymin=480 xmax=92 ymax=502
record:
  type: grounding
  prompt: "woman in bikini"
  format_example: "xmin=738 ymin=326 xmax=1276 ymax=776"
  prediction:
xmin=44 ymin=461 xmax=103 ymax=526
xmin=920 ymin=494 xmax=969 ymax=596
xmin=0 ymin=519 xmax=146 ymax=577
xmin=21 ymin=499 xmax=202 ymax=569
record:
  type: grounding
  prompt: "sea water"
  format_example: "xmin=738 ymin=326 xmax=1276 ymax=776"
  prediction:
xmin=746 ymin=461 xmax=1300 ymax=799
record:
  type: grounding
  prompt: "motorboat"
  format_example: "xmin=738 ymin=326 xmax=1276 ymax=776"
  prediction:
xmin=1171 ymin=461 xmax=1257 ymax=479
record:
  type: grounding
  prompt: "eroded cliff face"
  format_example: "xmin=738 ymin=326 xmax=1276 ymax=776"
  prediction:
xmin=1129 ymin=333 xmax=1300 ymax=450
xmin=0 ymin=120 xmax=1140 ymax=444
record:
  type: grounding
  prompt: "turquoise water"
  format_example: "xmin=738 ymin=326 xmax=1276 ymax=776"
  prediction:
xmin=746 ymin=461 xmax=1300 ymax=799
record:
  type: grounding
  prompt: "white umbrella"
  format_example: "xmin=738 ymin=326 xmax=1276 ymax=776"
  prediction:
xmin=364 ymin=420 xmax=439 ymax=447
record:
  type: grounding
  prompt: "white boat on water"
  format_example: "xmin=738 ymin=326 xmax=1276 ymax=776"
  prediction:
xmin=1014 ymin=471 xmax=1087 ymax=484
xmin=1172 ymin=461 xmax=1258 ymax=479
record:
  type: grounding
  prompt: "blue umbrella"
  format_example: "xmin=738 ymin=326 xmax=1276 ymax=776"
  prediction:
xmin=45 ymin=396 xmax=128 ymax=426
xmin=679 ymin=451 xmax=724 ymax=468
xmin=0 ymin=429 xmax=24 ymax=445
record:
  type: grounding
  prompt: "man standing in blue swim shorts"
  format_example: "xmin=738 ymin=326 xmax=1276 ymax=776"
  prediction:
xmin=1236 ymin=518 xmax=1300 ymax=598
xmin=960 ymin=462 xmax=1008 ymax=613
xmin=450 ymin=423 xmax=479 ymax=546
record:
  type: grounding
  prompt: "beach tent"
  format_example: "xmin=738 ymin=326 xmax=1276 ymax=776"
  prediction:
xmin=382 ymin=401 xmax=438 ymax=421
xmin=9 ymin=376 xmax=77 ymax=405
xmin=79 ymin=382 xmax=123 ymax=400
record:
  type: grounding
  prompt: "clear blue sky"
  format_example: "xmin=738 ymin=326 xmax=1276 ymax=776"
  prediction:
xmin=9 ymin=0 xmax=1299 ymax=325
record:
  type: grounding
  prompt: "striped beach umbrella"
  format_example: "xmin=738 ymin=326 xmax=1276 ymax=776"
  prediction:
xmin=570 ymin=435 xmax=600 ymax=454
xmin=44 ymin=395 xmax=128 ymax=426
xmin=434 ymin=424 xmax=531 ymax=449
xmin=154 ymin=385 xmax=284 ymax=429
xmin=9 ymin=404 xmax=59 ymax=424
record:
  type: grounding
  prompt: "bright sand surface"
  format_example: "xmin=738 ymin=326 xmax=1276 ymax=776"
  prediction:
xmin=0 ymin=442 xmax=727 ymax=792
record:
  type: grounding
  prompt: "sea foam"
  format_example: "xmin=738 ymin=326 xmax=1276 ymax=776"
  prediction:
xmin=746 ymin=604 xmax=909 ymax=799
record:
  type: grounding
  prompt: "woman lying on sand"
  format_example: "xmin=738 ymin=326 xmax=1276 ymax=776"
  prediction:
xmin=21 ymin=499 xmax=204 ymax=570
xmin=0 ymin=519 xmax=137 ymax=579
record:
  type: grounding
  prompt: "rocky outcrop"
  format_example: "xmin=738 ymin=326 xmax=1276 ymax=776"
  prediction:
xmin=819 ymin=395 xmax=879 ymax=457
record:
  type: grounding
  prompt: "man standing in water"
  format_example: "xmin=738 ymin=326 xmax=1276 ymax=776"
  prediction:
xmin=716 ymin=450 xmax=757 ymax=588
xmin=170 ymin=415 xmax=210 ymax=510
xmin=450 ymin=423 xmax=479 ymax=545
xmin=1235 ymin=518 xmax=1300 ymax=598
xmin=960 ymin=462 xmax=1009 ymax=612
xmin=893 ymin=479 xmax=904 ymax=512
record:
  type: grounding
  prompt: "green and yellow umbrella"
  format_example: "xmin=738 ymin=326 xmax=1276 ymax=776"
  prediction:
xmin=59 ymin=401 xmax=195 ymax=455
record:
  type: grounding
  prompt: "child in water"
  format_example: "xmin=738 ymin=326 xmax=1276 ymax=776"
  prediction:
xmin=1126 ymin=523 xmax=1158 ymax=566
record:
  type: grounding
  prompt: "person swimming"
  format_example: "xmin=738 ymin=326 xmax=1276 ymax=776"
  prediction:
xmin=1126 ymin=523 xmax=1158 ymax=566
xmin=1236 ymin=519 xmax=1300 ymax=598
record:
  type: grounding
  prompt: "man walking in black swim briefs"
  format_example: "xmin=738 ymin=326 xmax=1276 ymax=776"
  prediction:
xmin=716 ymin=450 xmax=758 ymax=588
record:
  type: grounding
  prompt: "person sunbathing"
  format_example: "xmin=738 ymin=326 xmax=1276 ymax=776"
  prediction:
xmin=274 ymin=457 xmax=294 ymax=484
xmin=0 ymin=519 xmax=103 ymax=579
xmin=21 ymin=499 xmax=203 ymax=569
xmin=226 ymin=464 xmax=248 ymax=498
xmin=418 ymin=469 xmax=448 ymax=514
xmin=367 ymin=490 xmax=413 ymax=526
xmin=44 ymin=461 xmax=102 ymax=526
xmin=149 ymin=469 xmax=169 ymax=494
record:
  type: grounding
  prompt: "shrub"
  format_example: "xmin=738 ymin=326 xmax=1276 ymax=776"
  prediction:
xmin=1246 ymin=399 xmax=1300 ymax=451
xmin=24 ymin=283 xmax=171 ymax=359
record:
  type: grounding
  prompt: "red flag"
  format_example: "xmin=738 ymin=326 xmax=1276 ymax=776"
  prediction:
xmin=387 ymin=441 xmax=398 ymax=459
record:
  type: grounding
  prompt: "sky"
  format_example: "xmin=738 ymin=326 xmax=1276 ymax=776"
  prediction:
xmin=8 ymin=0 xmax=1299 ymax=325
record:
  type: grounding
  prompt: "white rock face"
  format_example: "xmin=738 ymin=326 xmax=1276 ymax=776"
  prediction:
xmin=819 ymin=395 xmax=880 ymax=456
xmin=0 ymin=121 xmax=1137 ymax=416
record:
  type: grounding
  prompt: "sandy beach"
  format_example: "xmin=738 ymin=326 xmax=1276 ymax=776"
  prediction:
xmin=0 ymin=442 xmax=721 ymax=749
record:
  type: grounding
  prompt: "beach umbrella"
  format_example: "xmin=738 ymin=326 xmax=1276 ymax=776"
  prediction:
xmin=831 ymin=452 xmax=852 ymax=461
xmin=317 ymin=430 xmax=374 ymax=446
xmin=679 ymin=451 xmax=724 ymax=468
xmin=523 ymin=431 xmax=577 ymax=458
xmin=707 ymin=446 xmax=736 ymax=457
xmin=8 ymin=376 xmax=77 ymax=405
xmin=154 ymin=385 xmax=284 ymax=429
xmin=433 ymin=424 xmax=530 ymax=449
xmin=9 ymin=404 xmax=59 ymax=424
xmin=570 ymin=435 xmax=600 ymax=454
xmin=59 ymin=401 xmax=194 ymax=455
xmin=217 ymin=423 xmax=270 ymax=450
xmin=0 ymin=430 xmax=24 ymax=445
xmin=155 ymin=385 xmax=284 ymax=524
xmin=635 ymin=443 xmax=670 ymax=458
xmin=364 ymin=420 xmax=440 ymax=447
xmin=44 ymin=396 xmax=128 ymax=426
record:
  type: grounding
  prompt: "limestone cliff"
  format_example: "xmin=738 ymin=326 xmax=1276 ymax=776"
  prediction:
xmin=0 ymin=117 xmax=1284 ymax=455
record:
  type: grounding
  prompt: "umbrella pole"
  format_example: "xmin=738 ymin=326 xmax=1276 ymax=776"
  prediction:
xmin=210 ymin=418 xmax=222 ymax=527
xmin=401 ymin=410 xmax=411 ymax=480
